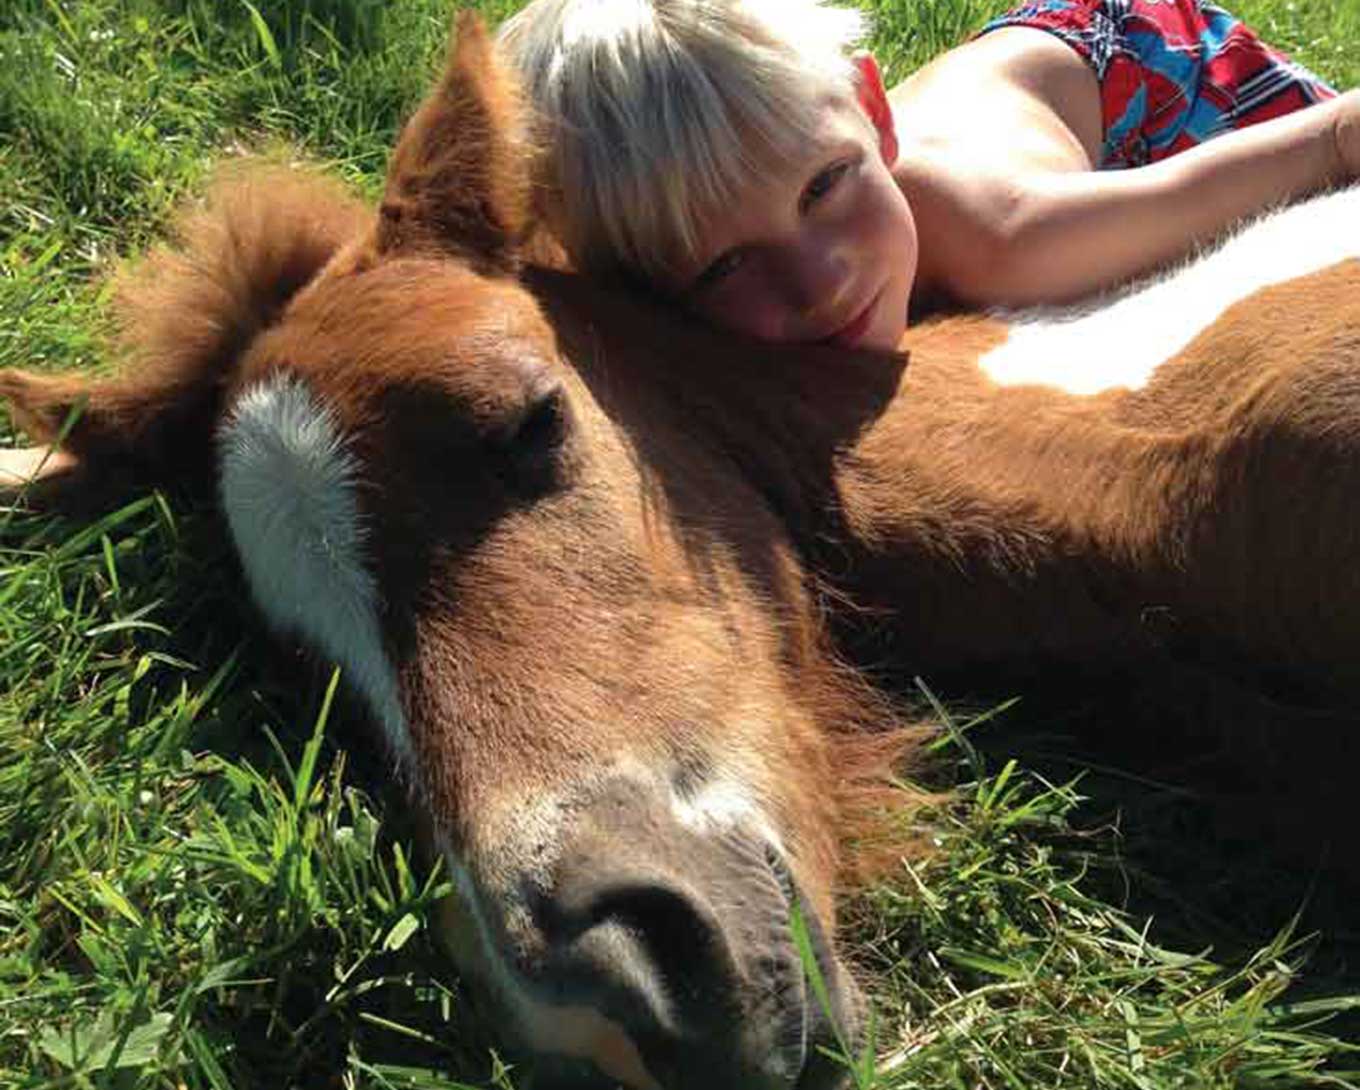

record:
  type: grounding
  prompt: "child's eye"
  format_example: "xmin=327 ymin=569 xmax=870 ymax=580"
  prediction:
xmin=692 ymin=250 xmax=744 ymax=292
xmin=801 ymin=160 xmax=852 ymax=212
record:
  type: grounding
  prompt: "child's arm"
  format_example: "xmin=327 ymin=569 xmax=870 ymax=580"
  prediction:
xmin=903 ymin=89 xmax=1360 ymax=308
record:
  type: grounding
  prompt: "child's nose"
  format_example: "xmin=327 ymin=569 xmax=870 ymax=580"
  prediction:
xmin=783 ymin=238 xmax=855 ymax=319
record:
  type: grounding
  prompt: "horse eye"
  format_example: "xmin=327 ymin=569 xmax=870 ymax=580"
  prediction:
xmin=494 ymin=383 xmax=571 ymax=492
xmin=512 ymin=387 xmax=566 ymax=451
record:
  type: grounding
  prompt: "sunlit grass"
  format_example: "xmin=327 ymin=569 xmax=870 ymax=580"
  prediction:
xmin=2 ymin=0 xmax=1358 ymax=1086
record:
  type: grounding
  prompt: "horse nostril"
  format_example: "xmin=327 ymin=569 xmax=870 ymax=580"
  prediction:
xmin=524 ymin=838 xmax=814 ymax=1087
xmin=551 ymin=876 xmax=734 ymax=1002
xmin=495 ymin=779 xmax=858 ymax=1088
xmin=533 ymin=869 xmax=809 ymax=1090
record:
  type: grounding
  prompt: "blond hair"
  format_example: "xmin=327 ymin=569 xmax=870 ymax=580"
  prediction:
xmin=496 ymin=0 xmax=867 ymax=282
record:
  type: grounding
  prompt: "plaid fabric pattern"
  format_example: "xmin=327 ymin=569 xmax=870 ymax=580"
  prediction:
xmin=979 ymin=0 xmax=1337 ymax=167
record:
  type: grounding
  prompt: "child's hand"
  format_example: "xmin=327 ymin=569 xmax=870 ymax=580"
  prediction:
xmin=0 ymin=445 xmax=76 ymax=494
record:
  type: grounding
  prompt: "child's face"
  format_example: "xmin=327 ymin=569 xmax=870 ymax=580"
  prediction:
xmin=672 ymin=91 xmax=916 ymax=353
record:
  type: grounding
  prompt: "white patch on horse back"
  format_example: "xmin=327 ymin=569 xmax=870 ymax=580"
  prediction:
xmin=218 ymin=373 xmax=415 ymax=771
xmin=980 ymin=184 xmax=1360 ymax=396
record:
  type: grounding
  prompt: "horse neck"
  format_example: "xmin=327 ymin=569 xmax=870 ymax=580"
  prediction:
xmin=523 ymin=266 xmax=908 ymax=546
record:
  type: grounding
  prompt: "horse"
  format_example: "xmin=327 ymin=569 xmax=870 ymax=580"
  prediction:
xmin=3 ymin=13 xmax=1360 ymax=1089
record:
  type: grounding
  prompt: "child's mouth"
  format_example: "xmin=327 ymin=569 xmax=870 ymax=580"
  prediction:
xmin=822 ymin=291 xmax=880 ymax=347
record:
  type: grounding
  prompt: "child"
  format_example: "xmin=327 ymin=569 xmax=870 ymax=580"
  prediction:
xmin=496 ymin=0 xmax=1359 ymax=352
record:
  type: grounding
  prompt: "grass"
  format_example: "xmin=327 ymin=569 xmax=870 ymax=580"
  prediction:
xmin=2 ymin=0 xmax=1359 ymax=1087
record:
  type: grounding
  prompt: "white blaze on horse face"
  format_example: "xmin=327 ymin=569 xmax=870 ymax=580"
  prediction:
xmin=218 ymin=373 xmax=415 ymax=772
xmin=981 ymin=185 xmax=1360 ymax=396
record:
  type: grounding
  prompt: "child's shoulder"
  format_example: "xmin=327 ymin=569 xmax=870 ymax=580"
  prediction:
xmin=890 ymin=149 xmax=1017 ymax=303
xmin=882 ymin=25 xmax=1104 ymax=303
xmin=886 ymin=28 xmax=1100 ymax=169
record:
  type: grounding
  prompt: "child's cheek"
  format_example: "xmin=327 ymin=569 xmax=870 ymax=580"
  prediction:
xmin=696 ymin=287 xmax=785 ymax=343
xmin=738 ymin=296 xmax=790 ymax=343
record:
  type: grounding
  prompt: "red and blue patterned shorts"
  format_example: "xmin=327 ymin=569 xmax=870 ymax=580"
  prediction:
xmin=980 ymin=0 xmax=1337 ymax=168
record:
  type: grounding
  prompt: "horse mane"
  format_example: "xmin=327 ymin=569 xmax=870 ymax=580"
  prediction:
xmin=524 ymin=268 xmax=905 ymax=540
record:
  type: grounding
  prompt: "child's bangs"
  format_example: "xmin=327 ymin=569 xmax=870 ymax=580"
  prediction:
xmin=659 ymin=63 xmax=841 ymax=279
xmin=505 ymin=0 xmax=868 ymax=282
xmin=603 ymin=48 xmax=849 ymax=282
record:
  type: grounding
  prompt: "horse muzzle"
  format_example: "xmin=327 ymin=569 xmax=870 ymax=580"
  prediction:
xmin=459 ymin=775 xmax=861 ymax=1089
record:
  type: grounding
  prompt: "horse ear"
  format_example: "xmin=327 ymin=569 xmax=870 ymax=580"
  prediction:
xmin=378 ymin=13 xmax=531 ymax=271
xmin=0 ymin=366 xmax=220 ymax=506
xmin=2 ymin=165 xmax=369 ymax=510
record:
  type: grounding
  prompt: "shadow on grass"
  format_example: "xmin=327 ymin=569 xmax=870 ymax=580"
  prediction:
xmin=929 ymin=657 xmax=1360 ymax=1041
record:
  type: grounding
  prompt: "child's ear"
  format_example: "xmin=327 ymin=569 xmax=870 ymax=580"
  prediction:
xmin=852 ymin=52 xmax=899 ymax=166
